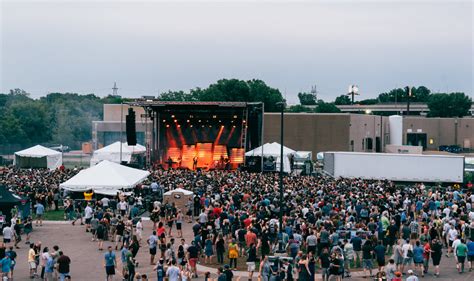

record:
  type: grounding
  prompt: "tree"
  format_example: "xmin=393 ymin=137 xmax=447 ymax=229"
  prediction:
xmin=334 ymin=95 xmax=351 ymax=105
xmin=297 ymin=92 xmax=317 ymax=105
xmin=287 ymin=105 xmax=312 ymax=113
xmin=158 ymin=90 xmax=193 ymax=102
xmin=427 ymin=92 xmax=472 ymax=117
xmin=314 ymin=101 xmax=341 ymax=113
xmin=156 ymin=79 xmax=284 ymax=112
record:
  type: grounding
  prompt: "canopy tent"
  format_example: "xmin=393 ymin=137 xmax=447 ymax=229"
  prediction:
xmin=60 ymin=160 xmax=150 ymax=195
xmin=0 ymin=185 xmax=21 ymax=226
xmin=14 ymin=145 xmax=62 ymax=170
xmin=245 ymin=142 xmax=296 ymax=173
xmin=90 ymin=142 xmax=146 ymax=166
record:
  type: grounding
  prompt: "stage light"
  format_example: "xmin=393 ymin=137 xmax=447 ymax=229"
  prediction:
xmin=233 ymin=125 xmax=236 ymax=128
xmin=233 ymin=115 xmax=237 ymax=118
xmin=171 ymin=115 xmax=175 ymax=118
xmin=187 ymin=120 xmax=190 ymax=123
xmin=174 ymin=119 xmax=178 ymax=123
xmin=208 ymin=125 xmax=212 ymax=128
xmin=212 ymin=115 xmax=217 ymax=118
xmin=201 ymin=125 xmax=204 ymax=128
xmin=219 ymin=120 xmax=221 ymax=123
xmin=198 ymin=120 xmax=201 ymax=122
xmin=190 ymin=125 xmax=193 ymax=128
xmin=231 ymin=120 xmax=234 ymax=123
xmin=177 ymin=124 xmax=181 ymax=128
xmin=166 ymin=124 xmax=170 ymax=128
xmin=162 ymin=120 xmax=166 ymax=123
xmin=221 ymin=125 xmax=224 ymax=128
xmin=189 ymin=115 xmax=194 ymax=118
xmin=243 ymin=120 xmax=246 ymax=123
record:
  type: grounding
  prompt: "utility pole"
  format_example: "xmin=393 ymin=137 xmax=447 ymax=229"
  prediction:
xmin=112 ymin=82 xmax=119 ymax=96
xmin=311 ymin=85 xmax=318 ymax=102
xmin=276 ymin=101 xmax=286 ymax=253
xmin=347 ymin=85 xmax=359 ymax=104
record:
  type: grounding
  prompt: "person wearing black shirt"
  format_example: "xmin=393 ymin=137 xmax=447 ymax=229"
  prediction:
xmin=246 ymin=243 xmax=257 ymax=281
xmin=374 ymin=240 xmax=386 ymax=271
xmin=329 ymin=252 xmax=342 ymax=281
xmin=216 ymin=234 xmax=226 ymax=264
xmin=350 ymin=233 xmax=362 ymax=266
xmin=187 ymin=242 xmax=199 ymax=278
xmin=362 ymin=240 xmax=374 ymax=278
xmin=319 ymin=247 xmax=330 ymax=281
xmin=115 ymin=220 xmax=125 ymax=250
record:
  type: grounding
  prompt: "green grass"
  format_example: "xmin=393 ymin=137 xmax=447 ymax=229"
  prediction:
xmin=41 ymin=210 xmax=66 ymax=221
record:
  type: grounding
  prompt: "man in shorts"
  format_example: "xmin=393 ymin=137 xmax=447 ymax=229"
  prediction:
xmin=28 ymin=243 xmax=37 ymax=279
xmin=104 ymin=246 xmax=117 ymax=281
xmin=187 ymin=241 xmax=199 ymax=278
xmin=84 ymin=203 xmax=93 ymax=232
xmin=148 ymin=231 xmax=159 ymax=265
xmin=34 ymin=201 xmax=45 ymax=226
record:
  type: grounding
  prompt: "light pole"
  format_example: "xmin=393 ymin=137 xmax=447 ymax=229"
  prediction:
xmin=406 ymin=86 xmax=412 ymax=115
xmin=276 ymin=101 xmax=286 ymax=253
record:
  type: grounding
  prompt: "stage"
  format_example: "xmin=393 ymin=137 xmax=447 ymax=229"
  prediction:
xmin=126 ymin=101 xmax=264 ymax=170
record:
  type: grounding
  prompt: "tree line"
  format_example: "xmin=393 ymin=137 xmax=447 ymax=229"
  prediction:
xmin=297 ymin=86 xmax=472 ymax=117
xmin=0 ymin=80 xmax=472 ymax=151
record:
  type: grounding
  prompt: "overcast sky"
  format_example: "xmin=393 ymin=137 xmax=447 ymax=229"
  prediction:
xmin=1 ymin=0 xmax=472 ymax=103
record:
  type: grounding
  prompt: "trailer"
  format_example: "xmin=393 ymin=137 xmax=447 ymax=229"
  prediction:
xmin=323 ymin=152 xmax=464 ymax=183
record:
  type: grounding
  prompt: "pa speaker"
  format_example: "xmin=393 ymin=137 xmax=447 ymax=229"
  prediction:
xmin=126 ymin=108 xmax=137 ymax=145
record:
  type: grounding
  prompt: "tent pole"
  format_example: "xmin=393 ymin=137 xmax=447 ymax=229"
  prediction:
xmin=120 ymin=103 xmax=123 ymax=163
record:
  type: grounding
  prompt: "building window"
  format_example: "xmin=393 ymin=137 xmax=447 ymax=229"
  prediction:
xmin=365 ymin=138 xmax=373 ymax=151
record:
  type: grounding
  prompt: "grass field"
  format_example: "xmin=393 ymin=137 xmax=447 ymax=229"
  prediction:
xmin=41 ymin=210 xmax=66 ymax=221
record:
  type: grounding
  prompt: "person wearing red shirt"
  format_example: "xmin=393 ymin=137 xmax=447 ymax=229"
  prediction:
xmin=245 ymin=229 xmax=257 ymax=248
xmin=243 ymin=217 xmax=252 ymax=228
xmin=422 ymin=241 xmax=431 ymax=274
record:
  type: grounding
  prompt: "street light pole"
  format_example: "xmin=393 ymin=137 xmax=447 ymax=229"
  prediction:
xmin=276 ymin=101 xmax=285 ymax=253
xmin=406 ymin=86 xmax=412 ymax=116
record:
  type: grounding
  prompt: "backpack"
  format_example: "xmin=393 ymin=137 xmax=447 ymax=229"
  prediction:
xmin=157 ymin=264 xmax=164 ymax=278
xmin=407 ymin=248 xmax=414 ymax=258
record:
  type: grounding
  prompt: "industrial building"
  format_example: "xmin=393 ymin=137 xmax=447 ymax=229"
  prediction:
xmin=92 ymin=104 xmax=474 ymax=160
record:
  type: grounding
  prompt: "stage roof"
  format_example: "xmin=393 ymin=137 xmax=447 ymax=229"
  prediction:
xmin=126 ymin=100 xmax=249 ymax=108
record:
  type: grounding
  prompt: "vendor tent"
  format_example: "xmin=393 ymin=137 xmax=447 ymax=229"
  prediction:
xmin=0 ymin=185 xmax=21 ymax=226
xmin=90 ymin=142 xmax=146 ymax=166
xmin=245 ymin=142 xmax=296 ymax=173
xmin=14 ymin=145 xmax=62 ymax=169
xmin=163 ymin=188 xmax=194 ymax=211
xmin=60 ymin=160 xmax=150 ymax=195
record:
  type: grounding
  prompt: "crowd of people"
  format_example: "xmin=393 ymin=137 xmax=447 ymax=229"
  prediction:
xmin=1 ymin=166 xmax=474 ymax=281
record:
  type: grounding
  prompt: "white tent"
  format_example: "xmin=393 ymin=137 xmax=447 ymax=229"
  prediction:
xmin=245 ymin=142 xmax=296 ymax=173
xmin=60 ymin=160 xmax=150 ymax=195
xmin=163 ymin=188 xmax=194 ymax=196
xmin=14 ymin=145 xmax=62 ymax=170
xmin=90 ymin=142 xmax=146 ymax=166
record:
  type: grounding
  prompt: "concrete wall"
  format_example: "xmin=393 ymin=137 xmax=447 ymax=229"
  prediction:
xmin=403 ymin=117 xmax=474 ymax=150
xmin=263 ymin=113 xmax=351 ymax=158
xmin=103 ymin=104 xmax=146 ymax=122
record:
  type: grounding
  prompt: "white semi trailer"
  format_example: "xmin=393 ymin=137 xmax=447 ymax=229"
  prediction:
xmin=323 ymin=152 xmax=464 ymax=183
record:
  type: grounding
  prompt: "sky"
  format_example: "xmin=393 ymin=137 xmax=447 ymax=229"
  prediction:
xmin=1 ymin=0 xmax=472 ymax=104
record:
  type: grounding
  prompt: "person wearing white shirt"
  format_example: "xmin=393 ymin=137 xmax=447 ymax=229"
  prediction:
xmin=101 ymin=197 xmax=110 ymax=208
xmin=401 ymin=240 xmax=413 ymax=274
xmin=166 ymin=260 xmax=181 ymax=281
xmin=118 ymin=200 xmax=128 ymax=216
xmin=84 ymin=204 xmax=94 ymax=232
xmin=447 ymin=227 xmax=458 ymax=257
xmin=442 ymin=207 xmax=451 ymax=218
xmin=2 ymin=225 xmax=13 ymax=243
xmin=136 ymin=219 xmax=143 ymax=243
